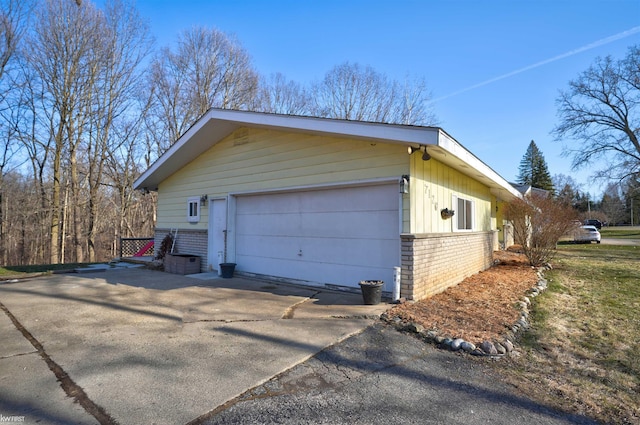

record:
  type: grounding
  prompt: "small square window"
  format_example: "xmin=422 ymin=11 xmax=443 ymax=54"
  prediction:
xmin=187 ymin=197 xmax=200 ymax=222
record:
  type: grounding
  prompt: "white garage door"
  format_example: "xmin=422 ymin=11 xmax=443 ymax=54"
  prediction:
xmin=234 ymin=183 xmax=399 ymax=291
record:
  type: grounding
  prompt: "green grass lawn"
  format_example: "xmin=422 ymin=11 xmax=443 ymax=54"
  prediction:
xmin=504 ymin=243 xmax=639 ymax=424
xmin=0 ymin=267 xmax=26 ymax=278
xmin=0 ymin=263 xmax=99 ymax=279
xmin=599 ymin=226 xmax=640 ymax=239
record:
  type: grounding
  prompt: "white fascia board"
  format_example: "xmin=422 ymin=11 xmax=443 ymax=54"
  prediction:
xmin=436 ymin=130 xmax=522 ymax=200
xmin=208 ymin=109 xmax=440 ymax=145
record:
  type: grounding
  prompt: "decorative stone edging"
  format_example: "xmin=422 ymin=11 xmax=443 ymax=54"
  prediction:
xmin=381 ymin=266 xmax=550 ymax=357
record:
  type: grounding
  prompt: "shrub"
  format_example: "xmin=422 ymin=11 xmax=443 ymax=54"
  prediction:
xmin=505 ymin=193 xmax=578 ymax=266
xmin=155 ymin=233 xmax=174 ymax=260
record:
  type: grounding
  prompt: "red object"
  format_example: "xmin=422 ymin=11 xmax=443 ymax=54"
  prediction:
xmin=133 ymin=241 xmax=154 ymax=257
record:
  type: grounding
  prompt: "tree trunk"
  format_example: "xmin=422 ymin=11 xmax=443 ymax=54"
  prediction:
xmin=50 ymin=145 xmax=61 ymax=264
xmin=70 ymin=146 xmax=83 ymax=263
xmin=87 ymin=195 xmax=96 ymax=262
xmin=0 ymin=185 xmax=5 ymax=266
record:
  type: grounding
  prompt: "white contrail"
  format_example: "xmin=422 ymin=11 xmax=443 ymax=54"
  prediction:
xmin=432 ymin=26 xmax=640 ymax=102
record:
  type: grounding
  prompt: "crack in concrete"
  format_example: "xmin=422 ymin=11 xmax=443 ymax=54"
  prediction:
xmin=335 ymin=363 xmax=354 ymax=381
xmin=182 ymin=319 xmax=268 ymax=324
xmin=0 ymin=350 xmax=39 ymax=360
xmin=281 ymin=291 xmax=321 ymax=319
xmin=0 ymin=301 xmax=119 ymax=425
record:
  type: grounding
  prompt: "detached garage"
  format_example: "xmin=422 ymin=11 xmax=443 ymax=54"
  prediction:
xmin=134 ymin=109 xmax=520 ymax=301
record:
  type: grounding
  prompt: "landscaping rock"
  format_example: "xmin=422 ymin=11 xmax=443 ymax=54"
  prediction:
xmin=450 ymin=338 xmax=464 ymax=351
xmin=460 ymin=341 xmax=476 ymax=352
xmin=406 ymin=322 xmax=424 ymax=333
xmin=495 ymin=342 xmax=507 ymax=355
xmin=502 ymin=339 xmax=514 ymax=352
xmin=517 ymin=318 xmax=528 ymax=329
xmin=425 ymin=330 xmax=438 ymax=340
xmin=479 ymin=340 xmax=498 ymax=355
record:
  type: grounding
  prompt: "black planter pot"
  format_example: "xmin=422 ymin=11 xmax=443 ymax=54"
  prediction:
xmin=219 ymin=263 xmax=236 ymax=278
xmin=358 ymin=280 xmax=384 ymax=305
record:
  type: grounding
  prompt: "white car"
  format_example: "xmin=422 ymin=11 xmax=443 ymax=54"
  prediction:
xmin=574 ymin=225 xmax=601 ymax=244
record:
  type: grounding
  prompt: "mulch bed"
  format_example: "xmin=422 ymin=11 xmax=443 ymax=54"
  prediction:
xmin=388 ymin=250 xmax=539 ymax=344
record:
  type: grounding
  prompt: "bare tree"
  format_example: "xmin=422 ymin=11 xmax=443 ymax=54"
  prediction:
xmin=0 ymin=0 xmax=31 ymax=265
xmin=0 ymin=0 xmax=31 ymax=84
xmin=82 ymin=0 xmax=152 ymax=262
xmin=312 ymin=62 xmax=438 ymax=126
xmin=396 ymin=74 xmax=438 ymax=126
xmin=554 ymin=44 xmax=640 ymax=182
xmin=256 ymin=72 xmax=311 ymax=115
xmin=599 ymin=182 xmax=625 ymax=225
xmin=312 ymin=62 xmax=395 ymax=122
xmin=17 ymin=0 xmax=151 ymax=263
xmin=23 ymin=0 xmax=103 ymax=262
xmin=146 ymin=26 xmax=258 ymax=153
xmin=0 ymin=111 xmax=22 ymax=264
xmin=0 ymin=171 xmax=42 ymax=264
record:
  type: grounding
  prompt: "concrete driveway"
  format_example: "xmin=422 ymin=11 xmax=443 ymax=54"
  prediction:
xmin=0 ymin=268 xmax=388 ymax=425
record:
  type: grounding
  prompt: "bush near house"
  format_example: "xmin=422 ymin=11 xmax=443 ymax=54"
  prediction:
xmin=505 ymin=193 xmax=578 ymax=266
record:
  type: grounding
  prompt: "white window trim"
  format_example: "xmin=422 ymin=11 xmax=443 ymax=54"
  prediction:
xmin=187 ymin=197 xmax=200 ymax=223
xmin=452 ymin=194 xmax=475 ymax=231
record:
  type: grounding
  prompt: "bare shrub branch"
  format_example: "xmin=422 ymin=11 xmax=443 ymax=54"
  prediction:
xmin=505 ymin=193 xmax=578 ymax=266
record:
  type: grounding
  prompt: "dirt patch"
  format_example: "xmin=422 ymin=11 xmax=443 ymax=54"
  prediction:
xmin=388 ymin=250 xmax=539 ymax=345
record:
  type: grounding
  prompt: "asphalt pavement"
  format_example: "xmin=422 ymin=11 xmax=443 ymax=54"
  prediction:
xmin=204 ymin=323 xmax=599 ymax=425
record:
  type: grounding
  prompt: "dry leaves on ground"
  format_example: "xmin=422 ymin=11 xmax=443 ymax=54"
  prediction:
xmin=389 ymin=250 xmax=539 ymax=344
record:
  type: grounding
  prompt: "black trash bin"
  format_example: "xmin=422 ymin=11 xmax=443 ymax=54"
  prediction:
xmin=219 ymin=263 xmax=236 ymax=278
xmin=358 ymin=280 xmax=384 ymax=305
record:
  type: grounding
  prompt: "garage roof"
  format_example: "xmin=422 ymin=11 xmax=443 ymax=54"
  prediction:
xmin=134 ymin=109 xmax=521 ymax=200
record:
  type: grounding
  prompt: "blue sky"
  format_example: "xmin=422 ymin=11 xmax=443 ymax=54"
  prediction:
xmin=133 ymin=0 xmax=640 ymax=198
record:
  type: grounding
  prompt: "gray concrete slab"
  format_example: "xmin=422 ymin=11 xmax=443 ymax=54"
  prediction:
xmin=0 ymin=353 xmax=97 ymax=425
xmin=0 ymin=309 xmax=35 ymax=359
xmin=0 ymin=306 xmax=96 ymax=424
xmin=0 ymin=269 xmax=389 ymax=425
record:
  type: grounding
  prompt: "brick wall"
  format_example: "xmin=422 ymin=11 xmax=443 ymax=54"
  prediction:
xmin=401 ymin=231 xmax=496 ymax=301
xmin=155 ymin=228 xmax=209 ymax=272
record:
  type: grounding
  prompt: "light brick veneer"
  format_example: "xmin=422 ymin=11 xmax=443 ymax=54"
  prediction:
xmin=401 ymin=231 xmax=497 ymax=301
xmin=155 ymin=228 xmax=208 ymax=272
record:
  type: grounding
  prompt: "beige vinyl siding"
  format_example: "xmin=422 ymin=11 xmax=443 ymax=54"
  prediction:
xmin=157 ymin=127 xmax=409 ymax=228
xmin=409 ymin=152 xmax=493 ymax=233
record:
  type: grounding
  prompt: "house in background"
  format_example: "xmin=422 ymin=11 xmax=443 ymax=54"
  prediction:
xmin=134 ymin=109 xmax=521 ymax=301
xmin=511 ymin=183 xmax=550 ymax=198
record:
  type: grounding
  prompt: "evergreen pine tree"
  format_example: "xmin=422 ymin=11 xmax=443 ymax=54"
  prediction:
xmin=517 ymin=140 xmax=555 ymax=193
